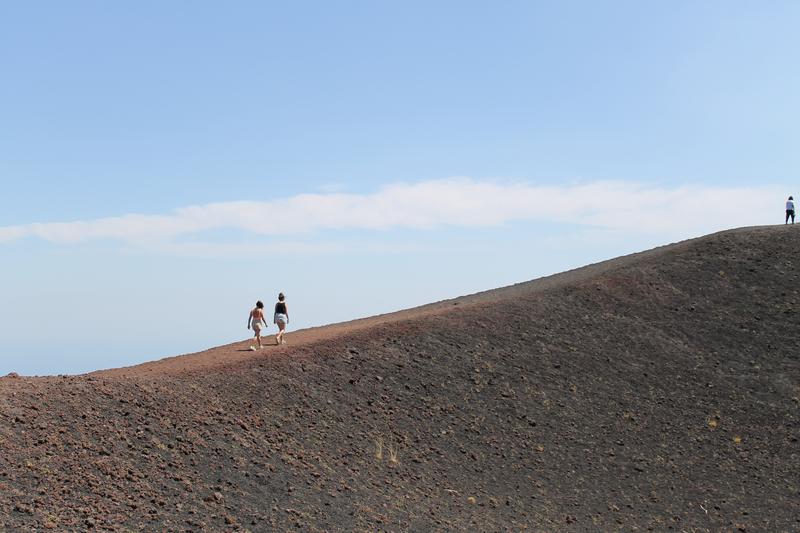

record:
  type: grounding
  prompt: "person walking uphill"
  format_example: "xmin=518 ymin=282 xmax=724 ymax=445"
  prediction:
xmin=274 ymin=293 xmax=289 ymax=345
xmin=248 ymin=301 xmax=267 ymax=350
xmin=787 ymin=196 xmax=795 ymax=224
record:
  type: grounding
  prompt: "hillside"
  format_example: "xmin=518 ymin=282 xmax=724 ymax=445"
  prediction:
xmin=1 ymin=226 xmax=799 ymax=532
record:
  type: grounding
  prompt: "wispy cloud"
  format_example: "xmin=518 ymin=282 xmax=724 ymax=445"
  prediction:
xmin=0 ymin=178 xmax=784 ymax=248
xmin=127 ymin=240 xmax=441 ymax=258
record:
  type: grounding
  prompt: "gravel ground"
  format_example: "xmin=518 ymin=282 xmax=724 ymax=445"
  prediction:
xmin=1 ymin=225 xmax=798 ymax=532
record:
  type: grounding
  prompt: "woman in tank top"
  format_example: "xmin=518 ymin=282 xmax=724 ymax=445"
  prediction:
xmin=274 ymin=293 xmax=289 ymax=345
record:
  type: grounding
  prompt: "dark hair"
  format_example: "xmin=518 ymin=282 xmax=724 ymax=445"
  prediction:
xmin=790 ymin=196 xmax=794 ymax=200
xmin=278 ymin=293 xmax=285 ymax=301
xmin=256 ymin=301 xmax=264 ymax=309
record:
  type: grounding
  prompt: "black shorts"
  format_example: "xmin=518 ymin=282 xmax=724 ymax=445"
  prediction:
xmin=788 ymin=209 xmax=795 ymax=216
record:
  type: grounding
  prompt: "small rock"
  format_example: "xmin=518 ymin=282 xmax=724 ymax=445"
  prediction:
xmin=13 ymin=503 xmax=33 ymax=514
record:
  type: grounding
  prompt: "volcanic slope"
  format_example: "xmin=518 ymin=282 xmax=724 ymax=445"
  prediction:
xmin=1 ymin=226 xmax=799 ymax=532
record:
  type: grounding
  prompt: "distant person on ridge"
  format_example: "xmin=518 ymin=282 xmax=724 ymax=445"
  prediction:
xmin=248 ymin=301 xmax=267 ymax=350
xmin=787 ymin=196 xmax=795 ymax=224
xmin=274 ymin=293 xmax=289 ymax=345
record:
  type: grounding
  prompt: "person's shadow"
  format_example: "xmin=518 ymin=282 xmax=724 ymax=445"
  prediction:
xmin=236 ymin=345 xmax=274 ymax=352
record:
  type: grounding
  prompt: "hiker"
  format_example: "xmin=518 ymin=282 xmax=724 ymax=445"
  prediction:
xmin=274 ymin=293 xmax=289 ymax=345
xmin=787 ymin=196 xmax=795 ymax=224
xmin=248 ymin=301 xmax=267 ymax=350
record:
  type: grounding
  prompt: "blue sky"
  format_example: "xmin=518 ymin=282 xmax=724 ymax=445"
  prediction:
xmin=1 ymin=1 xmax=798 ymax=375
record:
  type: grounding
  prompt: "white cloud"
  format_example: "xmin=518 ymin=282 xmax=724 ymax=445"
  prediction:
xmin=0 ymin=178 xmax=785 ymax=248
xmin=126 ymin=240 xmax=440 ymax=258
xmin=0 ymin=226 xmax=28 ymax=243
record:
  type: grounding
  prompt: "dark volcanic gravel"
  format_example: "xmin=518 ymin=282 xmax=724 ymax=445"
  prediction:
xmin=1 ymin=226 xmax=799 ymax=532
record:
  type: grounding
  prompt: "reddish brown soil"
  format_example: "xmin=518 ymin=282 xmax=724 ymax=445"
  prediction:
xmin=1 ymin=226 xmax=799 ymax=532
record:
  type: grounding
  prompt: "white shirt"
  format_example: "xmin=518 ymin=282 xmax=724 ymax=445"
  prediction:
xmin=788 ymin=200 xmax=795 ymax=211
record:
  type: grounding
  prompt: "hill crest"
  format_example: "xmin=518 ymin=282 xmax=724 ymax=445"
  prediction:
xmin=94 ymin=225 xmax=777 ymax=379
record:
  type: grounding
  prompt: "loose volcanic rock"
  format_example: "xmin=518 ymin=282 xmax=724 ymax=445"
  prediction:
xmin=0 ymin=226 xmax=799 ymax=531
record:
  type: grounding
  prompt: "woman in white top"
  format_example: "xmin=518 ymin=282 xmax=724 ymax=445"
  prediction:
xmin=787 ymin=196 xmax=795 ymax=224
xmin=247 ymin=301 xmax=267 ymax=350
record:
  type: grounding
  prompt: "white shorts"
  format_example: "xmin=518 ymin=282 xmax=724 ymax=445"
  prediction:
xmin=274 ymin=313 xmax=288 ymax=325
